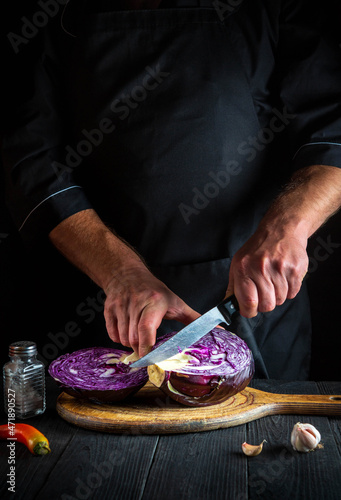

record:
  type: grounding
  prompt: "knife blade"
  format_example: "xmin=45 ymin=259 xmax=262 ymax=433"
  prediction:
xmin=130 ymin=295 xmax=239 ymax=368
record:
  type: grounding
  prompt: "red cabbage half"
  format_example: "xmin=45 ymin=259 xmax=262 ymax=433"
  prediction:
xmin=148 ymin=328 xmax=254 ymax=407
xmin=48 ymin=347 xmax=148 ymax=403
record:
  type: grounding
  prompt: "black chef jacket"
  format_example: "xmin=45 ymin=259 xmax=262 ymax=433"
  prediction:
xmin=2 ymin=0 xmax=341 ymax=379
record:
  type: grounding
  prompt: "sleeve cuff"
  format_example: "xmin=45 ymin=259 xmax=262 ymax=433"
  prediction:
xmin=292 ymin=142 xmax=341 ymax=170
xmin=18 ymin=185 xmax=93 ymax=245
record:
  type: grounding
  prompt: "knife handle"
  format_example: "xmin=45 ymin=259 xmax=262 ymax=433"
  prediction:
xmin=217 ymin=294 xmax=239 ymax=325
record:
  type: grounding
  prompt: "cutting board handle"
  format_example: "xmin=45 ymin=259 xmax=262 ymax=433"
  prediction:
xmin=252 ymin=389 xmax=341 ymax=416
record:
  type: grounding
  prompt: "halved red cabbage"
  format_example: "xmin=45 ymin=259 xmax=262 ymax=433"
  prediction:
xmin=148 ymin=328 xmax=254 ymax=407
xmin=48 ymin=347 xmax=148 ymax=403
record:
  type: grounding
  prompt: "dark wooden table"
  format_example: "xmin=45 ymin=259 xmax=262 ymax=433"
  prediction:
xmin=1 ymin=378 xmax=340 ymax=500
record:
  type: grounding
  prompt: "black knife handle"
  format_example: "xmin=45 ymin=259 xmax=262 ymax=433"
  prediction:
xmin=217 ymin=294 xmax=239 ymax=325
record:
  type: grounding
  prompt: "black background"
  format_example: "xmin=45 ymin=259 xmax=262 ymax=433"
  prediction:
xmin=1 ymin=0 xmax=340 ymax=379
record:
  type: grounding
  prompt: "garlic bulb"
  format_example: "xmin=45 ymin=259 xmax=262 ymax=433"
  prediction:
xmin=291 ymin=422 xmax=322 ymax=452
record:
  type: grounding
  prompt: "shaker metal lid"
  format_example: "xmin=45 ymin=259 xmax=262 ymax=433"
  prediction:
xmin=9 ymin=341 xmax=37 ymax=356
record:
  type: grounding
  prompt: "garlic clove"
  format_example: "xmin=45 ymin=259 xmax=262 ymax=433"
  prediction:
xmin=291 ymin=422 xmax=321 ymax=453
xmin=242 ymin=440 xmax=266 ymax=456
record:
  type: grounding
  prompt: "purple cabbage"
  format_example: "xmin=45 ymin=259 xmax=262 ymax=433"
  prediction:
xmin=48 ymin=347 xmax=148 ymax=403
xmin=48 ymin=328 xmax=254 ymax=407
xmin=148 ymin=328 xmax=254 ymax=407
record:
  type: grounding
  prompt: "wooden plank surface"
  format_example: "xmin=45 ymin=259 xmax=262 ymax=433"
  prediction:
xmin=318 ymin=381 xmax=341 ymax=455
xmin=35 ymin=432 xmax=159 ymax=500
xmin=0 ymin=378 xmax=159 ymax=500
xmin=246 ymin=380 xmax=341 ymax=500
xmin=0 ymin=393 xmax=81 ymax=500
xmin=141 ymin=427 xmax=248 ymax=500
xmin=1 ymin=378 xmax=340 ymax=500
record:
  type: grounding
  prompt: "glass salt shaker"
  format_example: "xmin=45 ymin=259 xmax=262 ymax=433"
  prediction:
xmin=3 ymin=341 xmax=46 ymax=419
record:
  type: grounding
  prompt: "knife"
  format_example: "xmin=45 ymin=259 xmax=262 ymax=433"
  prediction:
xmin=130 ymin=294 xmax=239 ymax=368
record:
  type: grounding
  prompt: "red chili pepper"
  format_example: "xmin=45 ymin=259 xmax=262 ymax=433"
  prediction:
xmin=0 ymin=424 xmax=51 ymax=456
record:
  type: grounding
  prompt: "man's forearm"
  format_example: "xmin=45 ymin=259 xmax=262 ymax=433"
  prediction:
xmin=48 ymin=208 xmax=199 ymax=355
xmin=259 ymin=165 xmax=341 ymax=239
xmin=48 ymin=209 xmax=145 ymax=290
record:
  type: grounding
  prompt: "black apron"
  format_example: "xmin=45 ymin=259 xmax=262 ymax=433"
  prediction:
xmin=61 ymin=1 xmax=311 ymax=379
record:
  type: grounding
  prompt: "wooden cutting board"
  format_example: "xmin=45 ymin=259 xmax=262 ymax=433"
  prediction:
xmin=56 ymin=382 xmax=341 ymax=434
